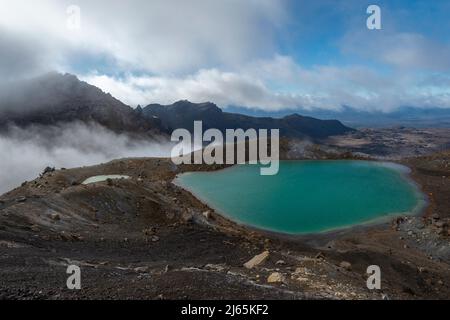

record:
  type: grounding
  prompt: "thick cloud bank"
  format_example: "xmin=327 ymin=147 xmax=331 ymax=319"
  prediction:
xmin=0 ymin=122 xmax=173 ymax=194
xmin=1 ymin=0 xmax=450 ymax=112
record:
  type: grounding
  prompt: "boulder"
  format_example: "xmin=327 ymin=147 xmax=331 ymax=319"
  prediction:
xmin=182 ymin=212 xmax=194 ymax=223
xmin=202 ymin=211 xmax=211 ymax=219
xmin=41 ymin=166 xmax=55 ymax=176
xmin=60 ymin=231 xmax=72 ymax=241
xmin=244 ymin=251 xmax=270 ymax=269
xmin=267 ymin=272 xmax=285 ymax=284
xmin=16 ymin=196 xmax=27 ymax=203
xmin=339 ymin=261 xmax=352 ymax=271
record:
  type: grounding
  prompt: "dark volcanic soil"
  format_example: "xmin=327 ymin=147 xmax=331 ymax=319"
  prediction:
xmin=1 ymin=154 xmax=450 ymax=300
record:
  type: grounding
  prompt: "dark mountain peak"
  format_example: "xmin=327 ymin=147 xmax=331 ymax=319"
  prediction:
xmin=0 ymin=72 xmax=122 ymax=114
xmin=143 ymin=100 xmax=354 ymax=139
xmin=283 ymin=113 xmax=304 ymax=119
xmin=142 ymin=100 xmax=223 ymax=132
xmin=170 ymin=100 xmax=222 ymax=113
xmin=34 ymin=72 xmax=94 ymax=91
xmin=51 ymin=72 xmax=79 ymax=82
xmin=173 ymin=99 xmax=192 ymax=105
xmin=0 ymin=72 xmax=162 ymax=135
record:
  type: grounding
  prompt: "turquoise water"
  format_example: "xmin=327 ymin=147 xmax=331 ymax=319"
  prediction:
xmin=175 ymin=161 xmax=426 ymax=234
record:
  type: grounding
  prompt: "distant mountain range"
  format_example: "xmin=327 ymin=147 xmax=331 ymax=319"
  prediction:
xmin=225 ymin=106 xmax=450 ymax=128
xmin=0 ymin=73 xmax=354 ymax=140
xmin=142 ymin=100 xmax=354 ymax=139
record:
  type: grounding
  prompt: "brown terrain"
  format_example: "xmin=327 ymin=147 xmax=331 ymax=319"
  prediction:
xmin=1 ymin=129 xmax=450 ymax=300
xmin=326 ymin=127 xmax=450 ymax=159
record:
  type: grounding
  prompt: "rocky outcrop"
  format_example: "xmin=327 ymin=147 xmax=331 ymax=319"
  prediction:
xmin=267 ymin=272 xmax=285 ymax=284
xmin=244 ymin=251 xmax=270 ymax=269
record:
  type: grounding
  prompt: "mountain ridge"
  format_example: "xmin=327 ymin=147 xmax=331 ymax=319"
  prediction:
xmin=0 ymin=72 xmax=162 ymax=135
xmin=225 ymin=105 xmax=450 ymax=128
xmin=143 ymin=100 xmax=354 ymax=139
xmin=0 ymin=73 xmax=354 ymax=139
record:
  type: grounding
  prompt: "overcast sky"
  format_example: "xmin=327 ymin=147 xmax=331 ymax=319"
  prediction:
xmin=1 ymin=0 xmax=449 ymax=112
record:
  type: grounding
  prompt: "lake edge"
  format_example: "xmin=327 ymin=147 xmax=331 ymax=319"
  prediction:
xmin=174 ymin=160 xmax=428 ymax=236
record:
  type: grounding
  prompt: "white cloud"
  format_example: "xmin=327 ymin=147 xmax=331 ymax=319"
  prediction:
xmin=0 ymin=0 xmax=285 ymax=76
xmin=1 ymin=0 xmax=450 ymax=112
xmin=342 ymin=31 xmax=450 ymax=72
xmin=0 ymin=122 xmax=174 ymax=194
xmin=82 ymin=67 xmax=316 ymax=111
xmin=82 ymin=55 xmax=450 ymax=112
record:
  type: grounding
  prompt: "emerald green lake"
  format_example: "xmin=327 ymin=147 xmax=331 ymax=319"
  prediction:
xmin=175 ymin=161 xmax=426 ymax=234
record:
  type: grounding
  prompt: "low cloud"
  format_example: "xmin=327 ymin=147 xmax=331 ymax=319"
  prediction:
xmin=0 ymin=122 xmax=174 ymax=194
xmin=82 ymin=68 xmax=308 ymax=111
xmin=82 ymin=55 xmax=450 ymax=112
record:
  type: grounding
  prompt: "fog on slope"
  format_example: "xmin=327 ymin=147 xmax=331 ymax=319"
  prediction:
xmin=0 ymin=73 xmax=78 ymax=113
xmin=0 ymin=122 xmax=174 ymax=194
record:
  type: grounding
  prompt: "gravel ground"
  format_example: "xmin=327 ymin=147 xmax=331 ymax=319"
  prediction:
xmin=1 ymin=152 xmax=450 ymax=300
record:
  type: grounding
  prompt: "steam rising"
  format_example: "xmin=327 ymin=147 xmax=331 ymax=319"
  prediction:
xmin=0 ymin=122 xmax=173 ymax=194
